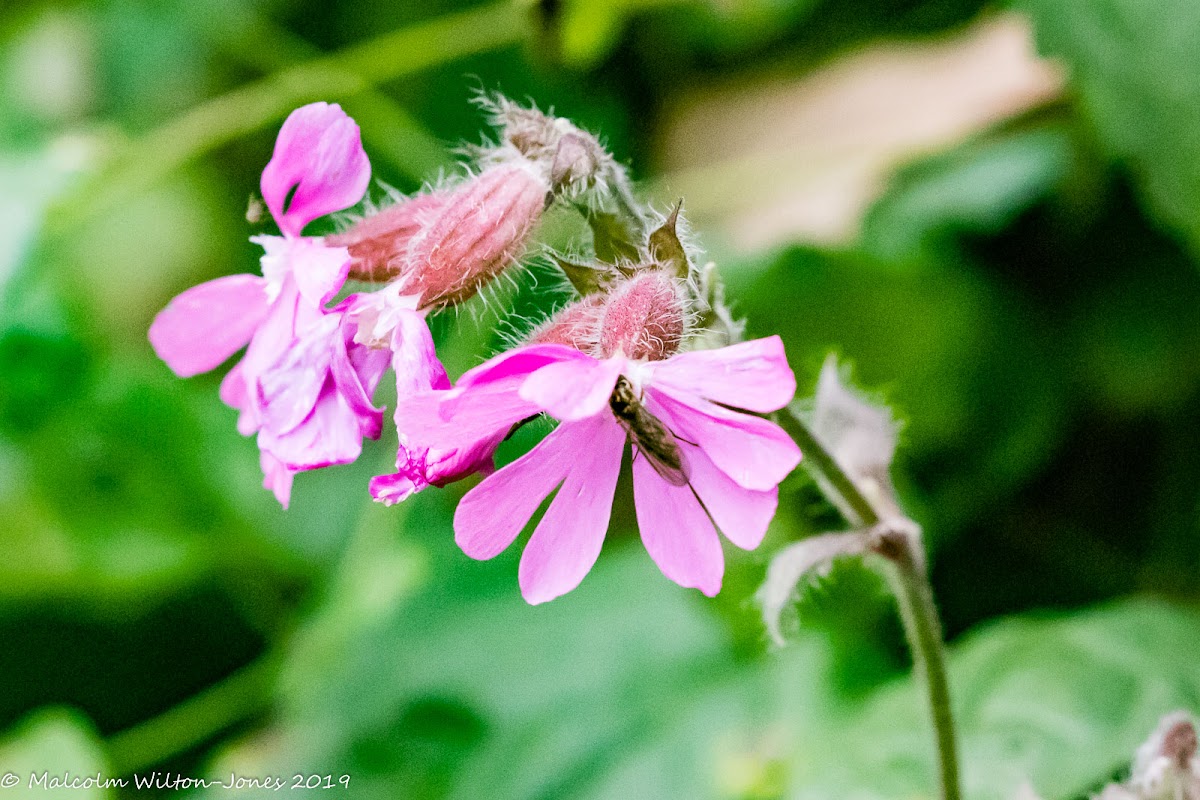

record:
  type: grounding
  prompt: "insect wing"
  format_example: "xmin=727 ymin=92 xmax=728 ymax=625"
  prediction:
xmin=626 ymin=410 xmax=690 ymax=487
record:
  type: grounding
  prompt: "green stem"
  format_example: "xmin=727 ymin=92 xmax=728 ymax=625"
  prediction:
xmin=106 ymin=655 xmax=279 ymax=776
xmin=776 ymin=403 xmax=962 ymax=800
xmin=776 ymin=400 xmax=879 ymax=528
xmin=886 ymin=557 xmax=961 ymax=800
xmin=49 ymin=0 xmax=526 ymax=231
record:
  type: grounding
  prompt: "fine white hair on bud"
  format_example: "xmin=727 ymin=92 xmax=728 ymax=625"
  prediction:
xmin=470 ymin=92 xmax=631 ymax=205
xmin=811 ymin=355 xmax=902 ymax=520
xmin=1130 ymin=711 xmax=1200 ymax=800
xmin=756 ymin=531 xmax=868 ymax=646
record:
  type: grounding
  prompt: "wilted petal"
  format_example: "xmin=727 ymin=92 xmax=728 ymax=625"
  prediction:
xmin=454 ymin=420 xmax=579 ymax=561
xmin=632 ymin=453 xmax=724 ymax=597
xmin=756 ymin=531 xmax=867 ymax=646
xmin=149 ymin=274 xmax=270 ymax=377
xmin=650 ymin=336 xmax=796 ymax=413
xmin=812 ymin=355 xmax=898 ymax=484
xmin=649 ymin=385 xmax=800 ymax=491
xmin=260 ymin=102 xmax=370 ymax=237
xmin=1131 ymin=711 xmax=1199 ymax=800
xmin=519 ymin=415 xmax=624 ymax=604
xmin=518 ymin=356 xmax=622 ymax=421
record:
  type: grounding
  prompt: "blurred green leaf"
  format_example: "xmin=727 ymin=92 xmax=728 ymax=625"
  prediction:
xmin=737 ymin=247 xmax=1069 ymax=540
xmin=0 ymin=708 xmax=111 ymax=799
xmin=1026 ymin=0 xmax=1200 ymax=261
xmin=793 ymin=598 xmax=1200 ymax=800
xmin=860 ymin=126 xmax=1076 ymax=265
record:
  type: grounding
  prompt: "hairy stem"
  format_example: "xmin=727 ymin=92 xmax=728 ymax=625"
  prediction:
xmin=777 ymin=401 xmax=879 ymax=527
xmin=776 ymin=403 xmax=962 ymax=800
xmin=886 ymin=555 xmax=961 ymax=800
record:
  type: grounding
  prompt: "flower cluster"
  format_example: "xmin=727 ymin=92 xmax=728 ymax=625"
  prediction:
xmin=150 ymin=97 xmax=801 ymax=602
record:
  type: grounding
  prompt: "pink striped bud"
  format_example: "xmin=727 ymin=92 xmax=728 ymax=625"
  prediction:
xmin=327 ymin=192 xmax=448 ymax=283
xmin=402 ymin=163 xmax=550 ymax=308
xmin=527 ymin=294 xmax=606 ymax=351
xmin=598 ymin=271 xmax=685 ymax=361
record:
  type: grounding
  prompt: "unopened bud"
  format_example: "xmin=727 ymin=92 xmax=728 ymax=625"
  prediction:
xmin=402 ymin=163 xmax=549 ymax=308
xmin=327 ymin=191 xmax=447 ymax=283
xmin=482 ymin=94 xmax=624 ymax=201
xmin=1132 ymin=712 xmax=1200 ymax=800
xmin=527 ymin=294 xmax=605 ymax=351
xmin=550 ymin=132 xmax=599 ymax=195
xmin=598 ymin=271 xmax=685 ymax=361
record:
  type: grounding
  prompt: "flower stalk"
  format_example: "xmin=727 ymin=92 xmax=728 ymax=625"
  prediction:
xmin=775 ymin=402 xmax=962 ymax=800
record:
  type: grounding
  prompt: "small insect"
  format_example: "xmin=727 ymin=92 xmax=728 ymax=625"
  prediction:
xmin=609 ymin=375 xmax=689 ymax=486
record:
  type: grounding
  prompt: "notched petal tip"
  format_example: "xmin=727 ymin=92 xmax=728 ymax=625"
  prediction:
xmin=261 ymin=102 xmax=371 ymax=237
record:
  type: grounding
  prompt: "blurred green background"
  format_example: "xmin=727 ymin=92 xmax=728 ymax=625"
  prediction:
xmin=2 ymin=0 xmax=1199 ymax=797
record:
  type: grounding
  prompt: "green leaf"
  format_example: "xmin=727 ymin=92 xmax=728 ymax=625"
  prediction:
xmin=0 ymin=709 xmax=112 ymax=799
xmin=1025 ymin=0 xmax=1200 ymax=260
xmin=792 ymin=598 xmax=1200 ymax=800
xmin=861 ymin=126 xmax=1076 ymax=265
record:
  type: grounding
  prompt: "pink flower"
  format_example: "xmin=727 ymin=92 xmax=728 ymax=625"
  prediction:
xmin=395 ymin=336 xmax=801 ymax=603
xmin=149 ymin=102 xmax=374 ymax=506
xmin=327 ymin=163 xmax=550 ymax=503
xmin=353 ymin=288 xmax=504 ymax=505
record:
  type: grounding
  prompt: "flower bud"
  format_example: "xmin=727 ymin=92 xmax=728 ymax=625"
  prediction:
xmin=598 ymin=270 xmax=685 ymax=361
xmin=550 ymin=132 xmax=600 ymax=195
xmin=527 ymin=294 xmax=606 ymax=351
xmin=483 ymin=94 xmax=624 ymax=201
xmin=402 ymin=163 xmax=549 ymax=308
xmin=326 ymin=191 xmax=447 ymax=283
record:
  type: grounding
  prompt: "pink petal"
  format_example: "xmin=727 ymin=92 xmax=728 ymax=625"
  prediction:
xmin=518 ymin=356 xmax=622 ymax=421
xmin=453 ymin=421 xmax=580 ymax=561
xmin=368 ymin=472 xmax=420 ymax=506
xmin=260 ymin=451 xmax=295 ymax=509
xmin=330 ymin=316 xmax=389 ymax=439
xmin=260 ymin=102 xmax=370 ymax=237
xmin=632 ymin=452 xmax=724 ymax=597
xmin=148 ymin=274 xmax=270 ymax=377
xmin=370 ymin=430 xmax=502 ymax=506
xmin=395 ymin=387 xmax=538 ymax=453
xmin=239 ymin=278 xmax=317 ymax=379
xmin=290 ymin=239 xmax=353 ymax=307
xmin=684 ymin=444 xmax=778 ymax=550
xmin=649 ymin=336 xmax=796 ymax=413
xmin=219 ymin=362 xmax=258 ymax=435
xmin=390 ymin=307 xmax=450 ymax=394
xmin=259 ymin=381 xmax=363 ymax=471
xmin=640 ymin=392 xmax=777 ymax=551
xmin=392 ymin=344 xmax=584 ymax=453
xmin=518 ymin=416 xmax=624 ymax=604
xmin=257 ymin=313 xmax=339 ymax=436
xmin=455 ymin=343 xmax=588 ymax=391
xmin=648 ymin=385 xmax=800 ymax=491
